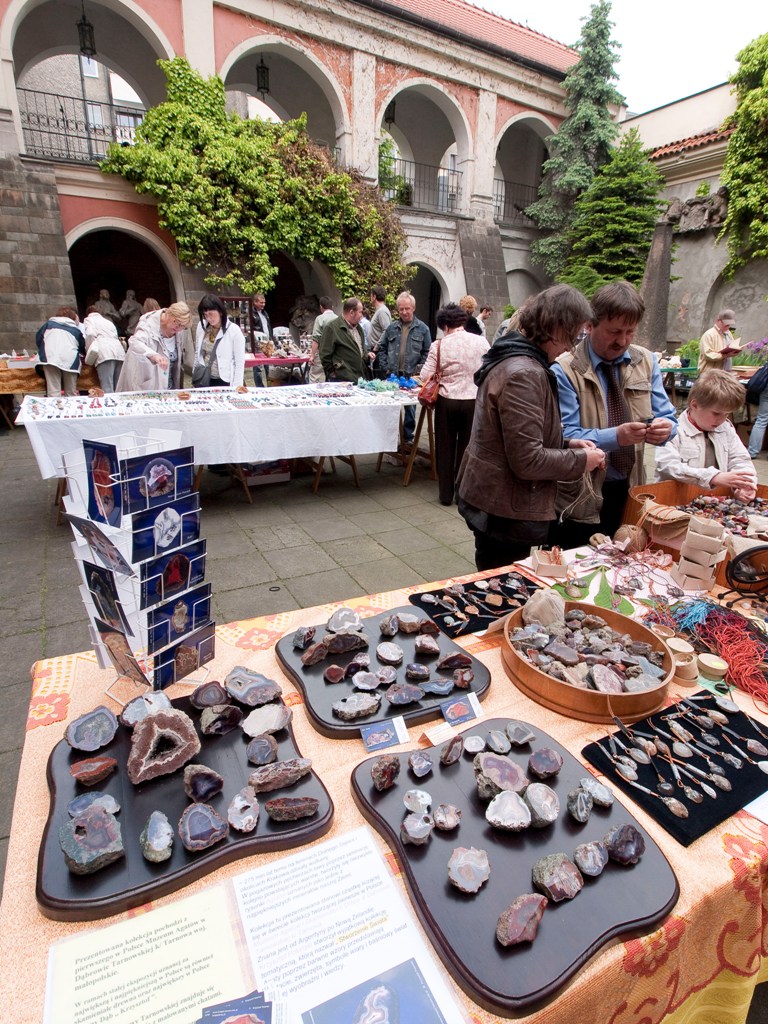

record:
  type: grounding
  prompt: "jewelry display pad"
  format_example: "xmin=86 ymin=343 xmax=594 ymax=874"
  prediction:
xmin=275 ymin=606 xmax=491 ymax=738
xmin=582 ymin=691 xmax=768 ymax=846
xmin=408 ymin=572 xmax=540 ymax=638
xmin=351 ymin=718 xmax=678 ymax=1017
xmin=37 ymin=696 xmax=333 ymax=921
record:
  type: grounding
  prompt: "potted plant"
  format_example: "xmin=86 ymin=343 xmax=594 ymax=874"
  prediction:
xmin=676 ymin=338 xmax=700 ymax=368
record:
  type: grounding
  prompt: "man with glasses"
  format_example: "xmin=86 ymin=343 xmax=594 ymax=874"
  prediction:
xmin=319 ymin=297 xmax=369 ymax=382
xmin=699 ymin=309 xmax=741 ymax=373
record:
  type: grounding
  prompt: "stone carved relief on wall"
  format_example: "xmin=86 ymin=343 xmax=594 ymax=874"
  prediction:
xmin=661 ymin=188 xmax=728 ymax=232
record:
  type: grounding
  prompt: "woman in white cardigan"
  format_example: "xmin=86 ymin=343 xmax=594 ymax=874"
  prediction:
xmin=194 ymin=294 xmax=246 ymax=387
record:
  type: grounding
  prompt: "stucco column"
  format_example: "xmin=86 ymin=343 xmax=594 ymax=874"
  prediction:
xmin=467 ymin=88 xmax=497 ymax=222
xmin=182 ymin=0 xmax=215 ymax=77
xmin=349 ymin=51 xmax=377 ymax=181
xmin=0 ymin=53 xmax=21 ymax=155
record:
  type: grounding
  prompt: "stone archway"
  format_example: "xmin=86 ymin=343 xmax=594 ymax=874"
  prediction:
xmin=406 ymin=264 xmax=445 ymax=339
xmin=68 ymin=229 xmax=173 ymax=317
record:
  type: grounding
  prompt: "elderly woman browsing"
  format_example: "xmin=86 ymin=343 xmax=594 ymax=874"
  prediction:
xmin=117 ymin=302 xmax=192 ymax=392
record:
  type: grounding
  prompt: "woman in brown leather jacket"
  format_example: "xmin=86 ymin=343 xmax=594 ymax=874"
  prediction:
xmin=456 ymin=284 xmax=605 ymax=571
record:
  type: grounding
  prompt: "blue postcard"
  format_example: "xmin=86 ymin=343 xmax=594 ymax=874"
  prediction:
xmin=130 ymin=492 xmax=201 ymax=564
xmin=152 ymin=621 xmax=216 ymax=690
xmin=139 ymin=539 xmax=207 ymax=610
xmin=66 ymin=512 xmax=135 ymax=576
xmin=83 ymin=439 xmax=122 ymax=527
xmin=146 ymin=583 xmax=212 ymax=655
xmin=120 ymin=445 xmax=195 ymax=515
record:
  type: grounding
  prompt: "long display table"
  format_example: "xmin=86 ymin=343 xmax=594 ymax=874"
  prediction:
xmin=2 ymin=571 xmax=768 ymax=1023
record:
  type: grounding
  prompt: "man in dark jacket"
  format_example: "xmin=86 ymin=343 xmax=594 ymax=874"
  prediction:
xmin=378 ymin=292 xmax=432 ymax=442
xmin=319 ymin=297 xmax=368 ymax=382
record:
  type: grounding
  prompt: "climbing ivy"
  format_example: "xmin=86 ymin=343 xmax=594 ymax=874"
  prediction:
xmin=102 ymin=58 xmax=412 ymax=296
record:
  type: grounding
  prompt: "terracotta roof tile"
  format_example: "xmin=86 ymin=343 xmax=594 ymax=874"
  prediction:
xmin=650 ymin=127 xmax=733 ymax=159
xmin=368 ymin=0 xmax=577 ymax=73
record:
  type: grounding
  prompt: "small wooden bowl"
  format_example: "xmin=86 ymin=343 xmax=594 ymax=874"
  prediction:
xmin=667 ymin=637 xmax=695 ymax=657
xmin=673 ymin=654 xmax=699 ymax=680
xmin=501 ymin=603 xmax=673 ymax=724
xmin=698 ymin=653 xmax=728 ymax=681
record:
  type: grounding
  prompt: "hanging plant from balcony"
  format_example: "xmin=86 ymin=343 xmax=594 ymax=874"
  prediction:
xmin=101 ymin=58 xmax=411 ymax=296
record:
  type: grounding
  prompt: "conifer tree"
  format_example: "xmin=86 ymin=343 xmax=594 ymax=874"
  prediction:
xmin=526 ymin=0 xmax=622 ymax=278
xmin=560 ymin=129 xmax=664 ymax=287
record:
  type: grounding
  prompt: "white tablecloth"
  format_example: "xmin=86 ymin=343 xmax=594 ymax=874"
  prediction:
xmin=17 ymin=385 xmax=413 ymax=479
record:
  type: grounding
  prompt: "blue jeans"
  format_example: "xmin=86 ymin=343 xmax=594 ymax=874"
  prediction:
xmin=748 ymin=388 xmax=768 ymax=456
xmin=403 ymin=404 xmax=415 ymax=442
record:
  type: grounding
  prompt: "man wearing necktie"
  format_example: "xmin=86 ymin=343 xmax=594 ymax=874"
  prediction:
xmin=550 ymin=281 xmax=677 ymax=548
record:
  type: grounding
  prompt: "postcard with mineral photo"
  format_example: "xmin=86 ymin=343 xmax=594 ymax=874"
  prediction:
xmin=83 ymin=439 xmax=122 ymax=527
xmin=82 ymin=560 xmax=133 ymax=635
xmin=130 ymin=492 xmax=201 ymax=564
xmin=302 ymin=960 xmax=450 ymax=1024
xmin=94 ymin=618 xmax=149 ymax=686
xmin=139 ymin=540 xmax=207 ymax=610
xmin=152 ymin=622 xmax=216 ymax=689
xmin=66 ymin=512 xmax=135 ymax=576
xmin=120 ymin=446 xmax=195 ymax=515
xmin=146 ymin=583 xmax=212 ymax=655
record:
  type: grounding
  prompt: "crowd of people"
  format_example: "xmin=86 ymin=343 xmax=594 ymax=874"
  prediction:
xmin=33 ymin=280 xmax=762 ymax=572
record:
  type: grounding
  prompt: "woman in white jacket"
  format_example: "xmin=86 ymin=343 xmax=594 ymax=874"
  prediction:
xmin=82 ymin=307 xmax=125 ymax=392
xmin=194 ymin=295 xmax=246 ymax=388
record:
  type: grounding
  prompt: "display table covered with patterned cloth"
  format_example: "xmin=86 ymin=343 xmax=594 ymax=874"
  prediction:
xmin=3 ymin=570 xmax=768 ymax=1024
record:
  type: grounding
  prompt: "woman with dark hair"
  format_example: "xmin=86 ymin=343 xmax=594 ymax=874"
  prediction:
xmin=456 ymin=284 xmax=606 ymax=571
xmin=420 ymin=303 xmax=489 ymax=505
xmin=193 ymin=294 xmax=246 ymax=388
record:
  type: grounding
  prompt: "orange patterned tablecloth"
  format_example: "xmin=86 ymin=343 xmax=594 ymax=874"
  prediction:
xmin=4 ymin=571 xmax=768 ymax=1024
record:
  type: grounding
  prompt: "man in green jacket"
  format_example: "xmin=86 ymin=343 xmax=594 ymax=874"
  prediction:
xmin=319 ymin=297 xmax=370 ymax=382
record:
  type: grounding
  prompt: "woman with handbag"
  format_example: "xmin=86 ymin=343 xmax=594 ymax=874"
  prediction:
xmin=82 ymin=306 xmax=126 ymax=392
xmin=419 ymin=303 xmax=489 ymax=505
xmin=193 ymin=295 xmax=246 ymax=388
xmin=117 ymin=302 xmax=192 ymax=392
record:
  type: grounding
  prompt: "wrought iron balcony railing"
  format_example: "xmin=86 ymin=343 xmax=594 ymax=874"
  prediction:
xmin=382 ymin=158 xmax=462 ymax=213
xmin=492 ymin=178 xmax=538 ymax=225
xmin=18 ymin=88 xmax=145 ymax=163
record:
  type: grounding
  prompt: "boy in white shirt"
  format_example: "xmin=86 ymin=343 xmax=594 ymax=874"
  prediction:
xmin=655 ymin=369 xmax=756 ymax=501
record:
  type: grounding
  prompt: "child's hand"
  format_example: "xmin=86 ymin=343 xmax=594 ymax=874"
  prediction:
xmin=733 ymin=485 xmax=757 ymax=502
xmin=712 ymin=470 xmax=756 ymax=492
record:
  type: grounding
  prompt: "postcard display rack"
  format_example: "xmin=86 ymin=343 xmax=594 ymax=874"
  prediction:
xmin=61 ymin=430 xmax=215 ymax=691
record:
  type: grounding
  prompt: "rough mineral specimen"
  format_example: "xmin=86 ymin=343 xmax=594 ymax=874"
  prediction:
xmin=59 ymin=806 xmax=124 ymax=874
xmin=473 ymin=752 xmax=528 ymax=799
xmin=573 ymin=840 xmax=609 ymax=877
xmin=241 ymin=703 xmax=293 ymax=737
xmin=65 ymin=705 xmax=118 ymax=752
xmin=567 ymin=786 xmax=594 ymax=824
xmin=414 ymin=634 xmax=440 ymax=656
xmin=376 ymin=666 xmax=398 ymax=685
xmin=485 ymin=790 xmax=532 ymax=831
xmin=379 ymin=614 xmax=399 ymax=637
xmin=528 ymin=747 xmax=564 ymax=779
xmin=403 ymin=788 xmax=432 ymax=814
xmin=140 ymin=810 xmax=174 ymax=862
xmin=440 ymin=734 xmax=464 ymax=765
xmin=188 ymin=680 xmax=229 ymax=710
xmin=246 ymin=734 xmax=279 ymax=765
xmin=420 ymin=678 xmax=454 ymax=696
xmin=496 ymin=893 xmax=548 ymax=946
xmin=127 ymin=708 xmax=201 ymax=785
xmin=371 ymin=753 xmax=400 ymax=791
xmin=405 ymin=663 xmax=430 ymax=682
xmin=447 ymin=846 xmax=490 ymax=893
xmin=452 ymin=668 xmax=474 ymax=689
xmin=120 ymin=691 xmax=172 ymax=726
xmin=385 ymin=682 xmax=424 ymax=705
xmin=264 ymin=796 xmax=319 ymax=821
xmin=332 ymin=692 xmax=381 ymax=720
xmin=326 ymin=632 xmax=368 ymax=655
xmin=377 ymin=642 xmax=404 ymax=665
xmin=400 ymin=812 xmax=434 ymax=845
xmin=323 ymin=664 xmax=346 ymax=684
xmin=604 ymin=823 xmax=646 ymax=865
xmin=433 ymin=803 xmax=462 ymax=831
xmin=326 ymin=606 xmax=364 ymax=633
xmin=68 ymin=791 xmax=120 ymax=817
xmin=396 ymin=613 xmax=422 ymax=634
xmin=436 ymin=652 xmax=472 ymax=672
xmin=419 ymin=619 xmax=441 ymax=636
xmin=301 ymin=640 xmax=330 ymax=666
xmin=532 ymin=852 xmax=583 ymax=901
xmin=463 ymin=735 xmax=486 ymax=755
xmin=346 ymin=653 xmax=371 ymax=676
xmin=408 ymin=751 xmax=433 ymax=778
xmin=225 ymin=667 xmax=282 ymax=706
xmin=352 ymin=671 xmax=381 ymax=691
xmin=249 ymin=757 xmax=312 ymax=792
xmin=228 ymin=788 xmax=260 ymax=832
xmin=200 ymin=704 xmax=244 ymax=736
xmin=524 ymin=783 xmax=560 ymax=828
xmin=184 ymin=764 xmax=224 ymax=802
xmin=178 ymin=803 xmax=229 ymax=851
xmin=578 ymin=776 xmax=614 ymax=808
xmin=69 ymin=755 xmax=118 ymax=786
xmin=292 ymin=624 xmax=316 ymax=650
xmin=591 ymin=664 xmax=625 ymax=694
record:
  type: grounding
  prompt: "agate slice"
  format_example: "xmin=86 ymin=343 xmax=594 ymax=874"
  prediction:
xmin=246 ymin=734 xmax=279 ymax=765
xmin=188 ymin=680 xmax=229 ymax=710
xmin=178 ymin=802 xmax=229 ymax=851
xmin=485 ymin=790 xmax=531 ymax=832
xmin=140 ymin=810 xmax=174 ymax=862
xmin=228 ymin=788 xmax=260 ymax=833
xmin=604 ymin=823 xmax=645 ymax=865
xmin=323 ymin=664 xmax=346 ymax=684
xmin=70 ymin=755 xmax=117 ymax=786
xmin=127 ymin=708 xmax=201 ymax=785
xmin=225 ymin=667 xmax=282 ymax=706
xmin=579 ymin=775 xmax=614 ymax=808
xmin=463 ymin=735 xmax=486 ymax=755
xmin=400 ymin=812 xmax=434 ymax=845
xmin=248 ymin=757 xmax=312 ymax=793
xmin=496 ymin=893 xmax=548 ymax=946
xmin=437 ymin=652 xmax=472 ymax=672
xmin=377 ymin=642 xmax=404 ymax=665
xmin=371 ymin=753 xmax=400 ymax=791
xmin=532 ymin=852 xmax=583 ymax=901
xmin=573 ymin=840 xmax=609 ymax=877
xmin=241 ymin=703 xmax=293 ymax=737
xmin=264 ymin=796 xmax=319 ymax=821
xmin=403 ymin=788 xmax=431 ymax=814
xmin=396 ymin=613 xmax=422 ymax=634
xmin=473 ymin=752 xmax=527 ymax=799
xmin=200 ymin=704 xmax=243 ymax=736
xmin=376 ymin=666 xmax=398 ymax=686
xmin=448 ymin=846 xmax=490 ymax=893
xmin=68 ymin=791 xmax=119 ymax=817
xmin=506 ymin=720 xmax=536 ymax=746
xmin=351 ymin=671 xmax=381 ymax=691
xmin=59 ymin=807 xmax=124 ymax=875
xmin=566 ymin=786 xmax=593 ymax=824
xmin=528 ymin=747 xmax=564 ymax=779
xmin=65 ymin=705 xmax=118 ymax=752
xmin=332 ymin=692 xmax=380 ymax=720
xmin=408 ymin=751 xmax=433 ymax=778
xmin=420 ymin=678 xmax=454 ymax=697
xmin=184 ymin=764 xmax=224 ymax=802
xmin=433 ymin=803 xmax=461 ymax=831
xmin=440 ymin=734 xmax=464 ymax=765
xmin=292 ymin=624 xmax=316 ymax=650
xmin=524 ymin=783 xmax=560 ymax=828
xmin=486 ymin=729 xmax=512 ymax=754
xmin=385 ymin=682 xmax=424 ymax=705
xmin=326 ymin=606 xmax=364 ymax=634
xmin=301 ymin=640 xmax=330 ymax=666
xmin=379 ymin=614 xmax=399 ymax=637
xmin=120 ymin=691 xmax=172 ymax=726
xmin=405 ymin=663 xmax=430 ymax=682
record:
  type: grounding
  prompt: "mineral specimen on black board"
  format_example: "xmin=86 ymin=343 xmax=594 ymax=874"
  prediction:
xmin=225 ymin=667 xmax=282 ymax=706
xmin=440 ymin=734 xmax=464 ymax=765
xmin=574 ymin=841 xmax=609 ymax=877
xmin=437 ymin=652 xmax=472 ymax=672
xmin=408 ymin=751 xmax=433 ymax=778
xmin=140 ymin=810 xmax=174 ymax=862
xmin=127 ymin=708 xmax=200 ymax=785
xmin=178 ymin=803 xmax=229 ymax=851
xmin=67 ymin=791 xmax=120 ymax=817
xmin=579 ymin=776 xmax=614 ymax=808
xmin=414 ymin=634 xmax=440 ymax=656
xmin=323 ymin=664 xmax=346 ymax=684
xmin=528 ymin=747 xmax=564 ymax=779
xmin=505 ymin=720 xmax=535 ymax=746
xmin=264 ymin=796 xmax=319 ymax=821
xmin=326 ymin=632 xmax=368 ymax=655
xmin=433 ymin=803 xmax=461 ymax=831
xmin=249 ymin=757 xmax=312 ymax=793
xmin=69 ymin=755 xmax=117 ymax=786
xmin=59 ymin=807 xmax=124 ymax=874
xmin=326 ymin=606 xmax=364 ymax=634
xmin=604 ymin=823 xmax=646 ymax=865
xmin=486 ymin=729 xmax=511 ymax=754
xmin=524 ymin=783 xmax=560 ymax=828
xmin=228 ymin=789 xmax=260 ymax=833
xmin=397 ymin=613 xmax=422 ymax=634
xmin=385 ymin=682 xmax=424 ymax=705
xmin=184 ymin=764 xmax=224 ymax=802
xmin=420 ymin=677 xmax=453 ymax=697
xmin=452 ymin=668 xmax=474 ymax=689
xmin=371 ymin=753 xmax=400 ymax=791
xmin=120 ymin=691 xmax=172 ymax=725
xmin=292 ymin=624 xmax=316 ymax=650
xmin=65 ymin=705 xmax=118 ymax=752
xmin=188 ymin=680 xmax=229 ymax=710
xmin=352 ymin=671 xmax=381 ymax=691
xmin=405 ymin=663 xmax=430 ymax=682
xmin=377 ymin=642 xmax=404 ymax=665
xmin=200 ymin=704 xmax=244 ymax=736
xmin=463 ymin=735 xmax=485 ymax=755
xmin=379 ymin=614 xmax=399 ymax=637
xmin=241 ymin=703 xmax=292 ymax=737
xmin=246 ymin=734 xmax=278 ymax=765
xmin=485 ymin=790 xmax=531 ymax=831
xmin=496 ymin=894 xmax=548 ymax=946
xmin=332 ymin=692 xmax=380 ymax=720
xmin=448 ymin=846 xmax=490 ymax=893
xmin=532 ymin=852 xmax=583 ymax=901
xmin=567 ymin=787 xmax=594 ymax=824
xmin=473 ymin=752 xmax=527 ymax=799
xmin=301 ymin=641 xmax=330 ymax=666
xmin=403 ymin=788 xmax=431 ymax=814
xmin=400 ymin=813 xmax=434 ymax=845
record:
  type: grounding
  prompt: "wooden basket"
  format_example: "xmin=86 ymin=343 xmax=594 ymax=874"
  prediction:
xmin=500 ymin=602 xmax=673 ymax=724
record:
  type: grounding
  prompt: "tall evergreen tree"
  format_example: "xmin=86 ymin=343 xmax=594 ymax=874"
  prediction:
xmin=526 ymin=0 xmax=622 ymax=278
xmin=560 ymin=129 xmax=664 ymax=287
xmin=719 ymin=32 xmax=768 ymax=277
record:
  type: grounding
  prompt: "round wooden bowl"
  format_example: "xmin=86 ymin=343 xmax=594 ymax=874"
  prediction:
xmin=500 ymin=603 xmax=673 ymax=724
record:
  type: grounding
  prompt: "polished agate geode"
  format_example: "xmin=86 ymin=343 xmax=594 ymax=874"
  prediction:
xmin=178 ymin=802 xmax=229 ymax=851
xmin=119 ymin=691 xmax=172 ymax=726
xmin=496 ymin=893 xmax=548 ymax=946
xmin=65 ymin=705 xmax=118 ymax=752
xmin=447 ymin=846 xmax=490 ymax=893
xmin=126 ymin=708 xmax=201 ymax=785
xmin=59 ymin=806 xmax=124 ymax=875
xmin=183 ymin=764 xmax=224 ymax=802
xmin=225 ymin=666 xmax=282 ymax=706
xmin=140 ymin=810 xmax=174 ymax=863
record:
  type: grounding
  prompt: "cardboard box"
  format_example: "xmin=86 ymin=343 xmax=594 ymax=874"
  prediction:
xmin=679 ymin=540 xmax=724 ymax=567
xmin=684 ymin=529 xmax=726 ymax=556
xmin=670 ymin=564 xmax=717 ymax=592
xmin=688 ymin=515 xmax=726 ymax=540
xmin=241 ymin=460 xmax=291 ymax=486
xmin=530 ymin=547 xmax=569 ymax=579
xmin=676 ymin=555 xmax=718 ymax=582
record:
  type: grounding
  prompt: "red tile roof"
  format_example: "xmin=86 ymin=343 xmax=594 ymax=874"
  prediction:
xmin=362 ymin=0 xmax=578 ymax=74
xmin=650 ymin=127 xmax=733 ymax=160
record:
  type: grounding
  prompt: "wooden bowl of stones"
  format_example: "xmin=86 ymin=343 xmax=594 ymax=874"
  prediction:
xmin=501 ymin=599 xmax=673 ymax=724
